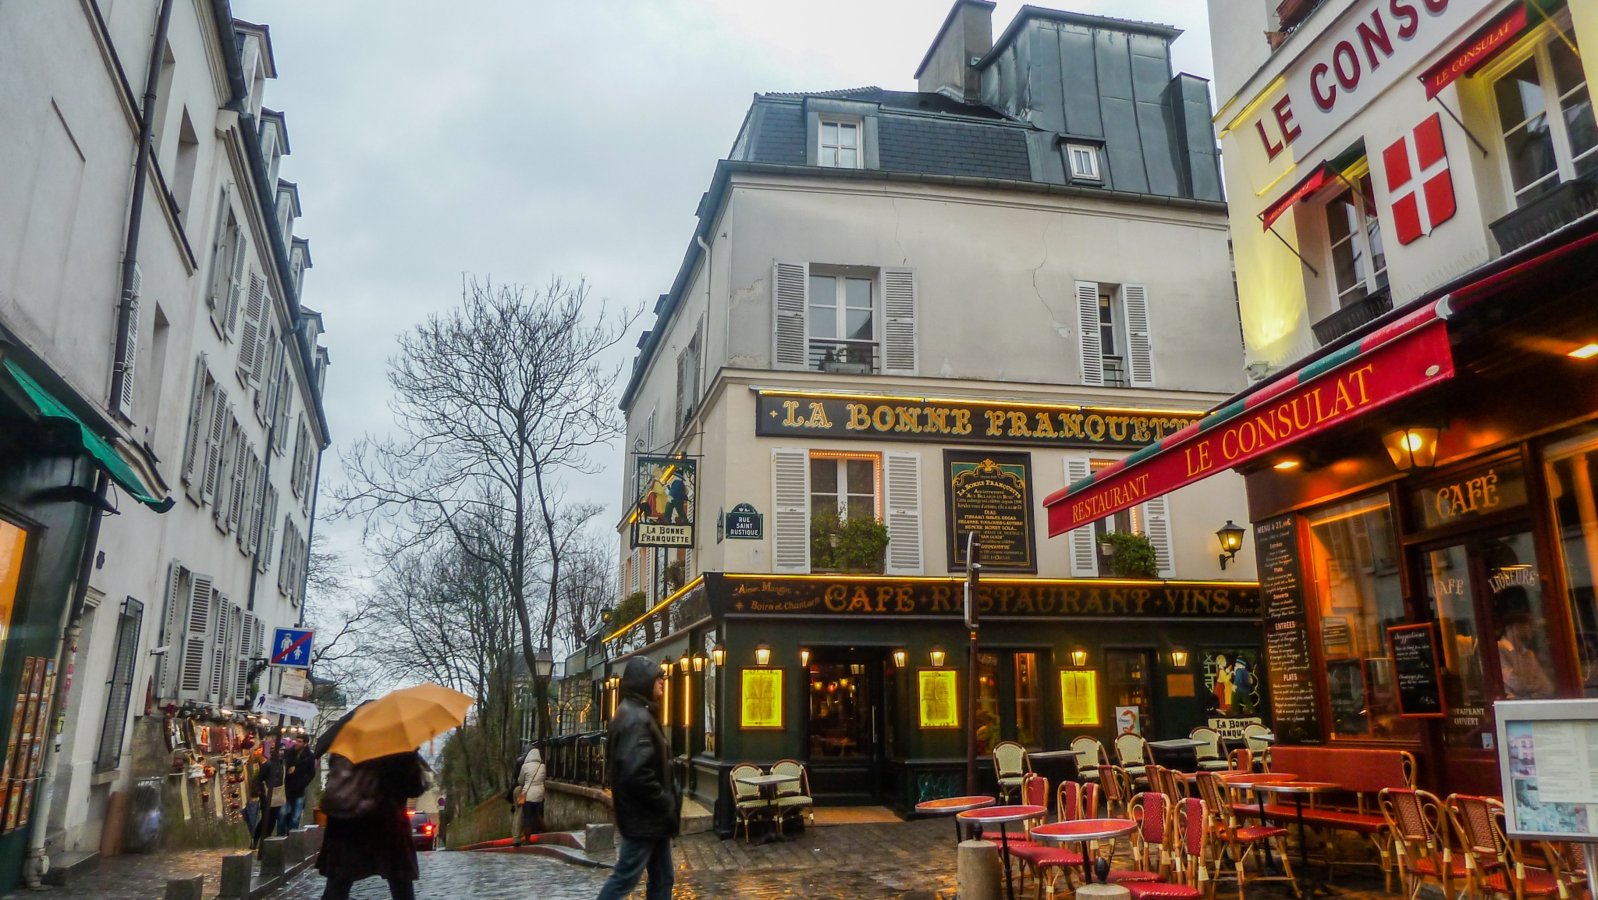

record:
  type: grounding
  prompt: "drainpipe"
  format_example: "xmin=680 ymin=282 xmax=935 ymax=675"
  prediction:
xmin=24 ymin=0 xmax=176 ymax=883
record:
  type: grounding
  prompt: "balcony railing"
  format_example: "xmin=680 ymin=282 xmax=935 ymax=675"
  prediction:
xmin=1312 ymin=289 xmax=1393 ymax=346
xmin=1489 ymin=171 xmax=1598 ymax=255
xmin=810 ymin=340 xmax=876 ymax=374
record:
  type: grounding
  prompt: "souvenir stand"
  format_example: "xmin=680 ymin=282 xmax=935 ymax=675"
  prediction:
xmin=1494 ymin=699 xmax=1598 ymax=879
xmin=162 ymin=702 xmax=307 ymax=826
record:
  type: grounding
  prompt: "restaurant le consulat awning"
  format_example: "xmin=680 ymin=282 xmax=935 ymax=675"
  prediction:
xmin=1042 ymin=221 xmax=1598 ymax=537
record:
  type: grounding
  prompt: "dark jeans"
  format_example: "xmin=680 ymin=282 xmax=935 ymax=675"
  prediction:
xmin=320 ymin=877 xmax=415 ymax=900
xmin=278 ymin=795 xmax=306 ymax=836
xmin=596 ymin=835 xmax=673 ymax=900
xmin=253 ymin=805 xmax=280 ymax=851
xmin=518 ymin=800 xmax=544 ymax=837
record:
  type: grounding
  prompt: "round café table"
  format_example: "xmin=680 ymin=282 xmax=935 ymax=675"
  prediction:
xmin=958 ymin=804 xmax=1046 ymax=900
xmin=1249 ymin=779 xmax=1341 ymax=896
xmin=915 ymin=795 xmax=996 ymax=845
xmin=1030 ymin=817 xmax=1139 ymax=886
xmin=1031 ymin=748 xmax=1086 ymax=786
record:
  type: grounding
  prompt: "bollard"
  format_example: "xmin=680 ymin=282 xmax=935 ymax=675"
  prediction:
xmin=299 ymin=824 xmax=323 ymax=854
xmin=1076 ymin=883 xmax=1132 ymax=900
xmin=163 ymin=874 xmax=205 ymax=900
xmin=584 ymin=822 xmax=615 ymax=854
xmin=218 ymin=852 xmax=254 ymax=899
xmin=258 ymin=835 xmax=290 ymax=878
xmin=957 ymin=839 xmax=1002 ymax=900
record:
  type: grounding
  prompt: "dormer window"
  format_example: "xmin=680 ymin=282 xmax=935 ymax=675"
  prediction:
xmin=1065 ymin=143 xmax=1101 ymax=182
xmin=818 ymin=118 xmax=862 ymax=169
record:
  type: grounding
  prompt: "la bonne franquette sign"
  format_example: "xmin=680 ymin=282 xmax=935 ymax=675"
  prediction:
xmin=1240 ymin=0 xmax=1502 ymax=167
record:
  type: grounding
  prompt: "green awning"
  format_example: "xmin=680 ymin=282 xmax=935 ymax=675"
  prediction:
xmin=1 ymin=359 xmax=174 ymax=513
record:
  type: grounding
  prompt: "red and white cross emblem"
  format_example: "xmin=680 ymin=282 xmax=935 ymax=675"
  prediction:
xmin=1381 ymin=113 xmax=1457 ymax=246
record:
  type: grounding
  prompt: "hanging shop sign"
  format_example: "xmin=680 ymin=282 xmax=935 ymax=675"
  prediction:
xmin=945 ymin=452 xmax=1035 ymax=572
xmin=724 ymin=503 xmax=763 ymax=540
xmin=717 ymin=574 xmax=1261 ymax=619
xmin=633 ymin=456 xmax=696 ymax=548
xmin=755 ymin=391 xmax=1198 ymax=450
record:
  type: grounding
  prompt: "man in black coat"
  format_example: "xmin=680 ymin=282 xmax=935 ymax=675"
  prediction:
xmin=596 ymin=655 xmax=680 ymax=900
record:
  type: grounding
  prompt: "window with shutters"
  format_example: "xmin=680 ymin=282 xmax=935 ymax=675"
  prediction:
xmin=272 ymin=363 xmax=292 ymax=454
xmin=675 ymin=329 xmax=700 ymax=434
xmin=810 ymin=452 xmax=880 ymax=523
xmin=214 ymin=419 xmax=242 ymax=532
xmin=254 ymin=324 xmax=279 ymax=424
xmin=279 ymin=516 xmax=294 ymax=596
xmin=181 ymin=357 xmax=216 ymax=500
xmin=177 ymin=573 xmax=215 ymax=700
xmin=112 ymin=264 xmax=142 ymax=419
xmin=95 ymin=597 xmax=143 ymax=772
xmin=201 ymin=384 xmax=230 ymax=505
xmin=257 ymin=486 xmax=278 ymax=573
xmin=774 ymin=263 xmax=916 ymax=376
xmin=1075 ymin=282 xmax=1153 ymax=388
xmin=773 ymin=449 xmax=921 ymax=576
xmin=207 ymin=199 xmax=246 ymax=339
xmin=1064 ymin=454 xmax=1174 ymax=578
xmin=808 ymin=270 xmax=875 ymax=373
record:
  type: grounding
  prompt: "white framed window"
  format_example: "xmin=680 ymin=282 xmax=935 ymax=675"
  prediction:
xmin=818 ymin=118 xmax=861 ymax=169
xmin=810 ymin=452 xmax=880 ymax=523
xmin=808 ymin=271 xmax=875 ymax=372
xmin=772 ymin=448 xmax=921 ymax=575
xmin=1096 ymin=290 xmax=1127 ymax=387
xmin=1076 ymin=282 xmax=1152 ymax=388
xmin=1064 ymin=454 xmax=1174 ymax=578
xmin=1488 ymin=25 xmax=1595 ymax=206
xmin=1325 ymin=171 xmax=1389 ymax=306
xmin=1065 ymin=143 xmax=1101 ymax=181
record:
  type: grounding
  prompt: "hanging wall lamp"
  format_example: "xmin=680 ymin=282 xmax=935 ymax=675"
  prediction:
xmin=754 ymin=642 xmax=772 ymax=667
xmin=1170 ymin=648 xmax=1190 ymax=668
xmin=892 ymin=648 xmax=907 ymax=669
xmin=711 ymin=643 xmax=726 ymax=667
xmin=1383 ymin=425 xmax=1441 ymax=471
xmin=1217 ymin=520 xmax=1246 ymax=570
xmin=929 ymin=646 xmax=947 ymax=667
xmin=799 ymin=648 xmax=811 ymax=668
xmin=1070 ymin=648 xmax=1088 ymax=667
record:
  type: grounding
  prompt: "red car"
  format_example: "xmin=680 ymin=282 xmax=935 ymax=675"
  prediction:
xmin=408 ymin=809 xmax=437 ymax=851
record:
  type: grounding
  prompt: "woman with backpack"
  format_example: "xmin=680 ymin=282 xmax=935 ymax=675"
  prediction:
xmin=315 ymin=751 xmax=428 ymax=900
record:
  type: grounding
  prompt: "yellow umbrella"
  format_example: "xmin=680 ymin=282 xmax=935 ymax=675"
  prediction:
xmin=326 ymin=683 xmax=474 ymax=764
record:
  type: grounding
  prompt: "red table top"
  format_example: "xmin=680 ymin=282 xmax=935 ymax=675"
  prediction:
xmin=1222 ymin=773 xmax=1300 ymax=788
xmin=957 ymin=804 xmax=1046 ymax=824
xmin=1031 ymin=818 xmax=1139 ymax=843
xmin=916 ymin=795 xmax=997 ymax=815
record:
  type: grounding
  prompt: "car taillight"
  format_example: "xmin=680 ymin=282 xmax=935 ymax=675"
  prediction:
xmin=422 ymin=824 xmax=435 ymax=836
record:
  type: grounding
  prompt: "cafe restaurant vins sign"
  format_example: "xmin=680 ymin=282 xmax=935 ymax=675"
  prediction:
xmin=755 ymin=391 xmax=1199 ymax=450
xmin=713 ymin=573 xmax=1261 ymax=620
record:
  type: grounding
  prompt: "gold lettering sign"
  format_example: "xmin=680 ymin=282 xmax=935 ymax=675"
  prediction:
xmin=1410 ymin=460 xmax=1527 ymax=531
xmin=757 ymin=392 xmax=1197 ymax=450
xmin=918 ymin=670 xmax=960 ymax=729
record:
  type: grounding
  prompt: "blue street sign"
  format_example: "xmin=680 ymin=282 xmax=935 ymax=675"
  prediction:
xmin=270 ymin=628 xmax=314 ymax=668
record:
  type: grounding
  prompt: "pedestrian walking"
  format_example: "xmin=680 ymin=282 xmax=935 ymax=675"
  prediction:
xmin=513 ymin=747 xmax=546 ymax=845
xmin=596 ymin=656 xmax=681 ymax=900
xmin=279 ymin=742 xmax=318 ymax=836
xmin=315 ymin=751 xmax=428 ymax=900
xmin=252 ymin=746 xmax=286 ymax=852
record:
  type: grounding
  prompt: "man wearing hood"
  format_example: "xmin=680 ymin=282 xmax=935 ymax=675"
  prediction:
xmin=596 ymin=655 xmax=680 ymax=900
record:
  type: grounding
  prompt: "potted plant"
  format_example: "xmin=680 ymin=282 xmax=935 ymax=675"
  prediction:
xmin=1100 ymin=531 xmax=1160 ymax=578
xmin=810 ymin=509 xmax=891 ymax=573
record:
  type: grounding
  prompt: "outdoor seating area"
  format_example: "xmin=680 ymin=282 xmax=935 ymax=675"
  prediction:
xmin=729 ymin=760 xmax=814 ymax=843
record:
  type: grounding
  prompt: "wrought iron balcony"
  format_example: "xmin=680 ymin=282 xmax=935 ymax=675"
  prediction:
xmin=1489 ymin=171 xmax=1598 ymax=255
xmin=811 ymin=341 xmax=876 ymax=375
xmin=1312 ymin=289 xmax=1393 ymax=346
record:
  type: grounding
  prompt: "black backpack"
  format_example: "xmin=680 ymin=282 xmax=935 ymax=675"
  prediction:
xmin=319 ymin=754 xmax=381 ymax=819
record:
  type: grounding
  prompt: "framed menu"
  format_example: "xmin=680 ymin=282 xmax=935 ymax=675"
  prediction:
xmin=1255 ymin=515 xmax=1320 ymax=743
xmin=1495 ymin=699 xmax=1598 ymax=841
xmin=738 ymin=668 xmax=783 ymax=730
xmin=1389 ymin=624 xmax=1445 ymax=718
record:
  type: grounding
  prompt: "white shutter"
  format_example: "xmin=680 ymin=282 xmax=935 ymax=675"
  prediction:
xmin=159 ymin=563 xmax=189 ymax=697
xmin=234 ymin=613 xmax=257 ymax=704
xmin=1064 ymin=454 xmax=1098 ymax=576
xmin=257 ymin=486 xmax=278 ymax=573
xmin=224 ymin=235 xmax=247 ymax=336
xmin=178 ymin=574 xmax=214 ymax=700
xmin=884 ymin=452 xmax=923 ymax=575
xmin=238 ymin=273 xmax=265 ymax=382
xmin=771 ymin=448 xmax=810 ymax=573
xmin=272 ymin=366 xmax=291 ymax=453
xmin=255 ymin=325 xmax=278 ymax=422
xmin=1076 ymin=281 xmax=1103 ymax=386
xmin=207 ymin=199 xmax=230 ymax=312
xmin=771 ymin=261 xmax=808 ymax=370
xmin=114 ymin=265 xmax=141 ymax=417
xmin=684 ymin=548 xmax=695 ymax=581
xmin=1142 ymin=495 xmax=1174 ymax=578
xmin=1124 ymin=284 xmax=1154 ymax=388
xmin=209 ymin=597 xmax=233 ymax=702
xmin=882 ymin=268 xmax=917 ymax=376
xmin=201 ymin=386 xmax=229 ymax=502
xmin=180 ymin=356 xmax=209 ymax=497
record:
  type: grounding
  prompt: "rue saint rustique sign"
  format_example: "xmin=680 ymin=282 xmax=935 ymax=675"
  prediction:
xmin=710 ymin=573 xmax=1260 ymax=620
xmin=755 ymin=392 xmax=1199 ymax=450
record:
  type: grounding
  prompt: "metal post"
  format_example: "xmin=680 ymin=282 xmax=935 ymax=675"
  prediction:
xmin=964 ymin=534 xmax=982 ymax=796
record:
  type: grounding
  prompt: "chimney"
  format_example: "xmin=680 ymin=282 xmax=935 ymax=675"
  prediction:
xmin=915 ymin=0 xmax=995 ymax=103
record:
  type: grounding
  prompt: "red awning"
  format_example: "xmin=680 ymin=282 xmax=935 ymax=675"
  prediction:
xmin=1044 ymin=304 xmax=1454 ymax=537
xmin=1259 ymin=164 xmax=1338 ymax=231
xmin=1420 ymin=4 xmax=1529 ymax=99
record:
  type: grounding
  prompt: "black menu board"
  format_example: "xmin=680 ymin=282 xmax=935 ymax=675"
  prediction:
xmin=1255 ymin=515 xmax=1321 ymax=744
xmin=1388 ymin=624 xmax=1445 ymax=717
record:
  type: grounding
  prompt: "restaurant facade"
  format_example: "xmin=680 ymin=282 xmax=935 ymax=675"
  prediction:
xmin=1044 ymin=0 xmax=1598 ymax=797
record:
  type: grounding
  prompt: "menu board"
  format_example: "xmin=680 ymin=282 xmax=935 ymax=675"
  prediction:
xmin=1389 ymin=624 xmax=1446 ymax=718
xmin=1495 ymin=699 xmax=1598 ymax=840
xmin=944 ymin=451 xmax=1036 ymax=571
xmin=1255 ymin=515 xmax=1321 ymax=744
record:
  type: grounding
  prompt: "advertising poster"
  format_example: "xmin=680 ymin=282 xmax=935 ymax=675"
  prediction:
xmin=918 ymin=670 xmax=960 ymax=729
xmin=633 ymin=456 xmax=695 ymax=548
xmin=1061 ymin=671 xmax=1099 ymax=726
xmin=1204 ymin=649 xmax=1264 ymax=718
xmin=1115 ymin=705 xmax=1141 ymax=735
xmin=739 ymin=668 xmax=783 ymax=730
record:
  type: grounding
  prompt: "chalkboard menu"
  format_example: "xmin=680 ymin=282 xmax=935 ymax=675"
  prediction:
xmin=1389 ymin=623 xmax=1446 ymax=718
xmin=1255 ymin=515 xmax=1321 ymax=744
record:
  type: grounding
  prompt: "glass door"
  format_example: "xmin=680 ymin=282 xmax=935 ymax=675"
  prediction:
xmin=1105 ymin=650 xmax=1154 ymax=736
xmin=805 ymin=649 xmax=885 ymax=803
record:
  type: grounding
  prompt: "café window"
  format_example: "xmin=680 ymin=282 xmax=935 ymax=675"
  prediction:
xmin=1546 ymin=425 xmax=1598 ymax=696
xmin=1105 ymin=649 xmax=1153 ymax=736
xmin=973 ymin=651 xmax=1044 ymax=754
xmin=1305 ymin=495 xmax=1417 ymax=741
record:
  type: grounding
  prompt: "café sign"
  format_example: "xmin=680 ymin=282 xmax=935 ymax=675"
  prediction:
xmin=755 ymin=391 xmax=1198 ymax=450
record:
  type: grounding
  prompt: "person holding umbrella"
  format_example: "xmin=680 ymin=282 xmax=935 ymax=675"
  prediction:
xmin=596 ymin=656 xmax=681 ymax=900
xmin=314 ymin=685 xmax=472 ymax=900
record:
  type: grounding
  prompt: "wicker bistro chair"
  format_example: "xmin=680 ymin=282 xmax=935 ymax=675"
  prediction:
xmin=1098 ymin=764 xmax=1137 ymax=819
xmin=1446 ymin=794 xmax=1568 ymax=900
xmin=1228 ymin=748 xmax=1255 ymax=774
xmin=769 ymin=759 xmax=814 ymax=831
xmin=1241 ymin=725 xmax=1273 ymax=769
xmin=1113 ymin=790 xmax=1176 ymax=883
xmin=1120 ymin=797 xmax=1213 ymax=900
xmin=1381 ymin=787 xmax=1464 ymax=900
xmin=729 ymin=763 xmax=772 ymax=843
xmin=1116 ymin=733 xmax=1154 ymax=784
xmin=994 ymin=741 xmax=1033 ymax=802
xmin=1194 ymin=771 xmax=1299 ymax=900
xmin=1191 ymin=728 xmax=1231 ymax=772
xmin=1073 ymin=736 xmax=1108 ymax=783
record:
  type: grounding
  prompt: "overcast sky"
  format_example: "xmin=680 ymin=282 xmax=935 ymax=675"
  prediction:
xmin=233 ymin=0 xmax=1217 ymax=575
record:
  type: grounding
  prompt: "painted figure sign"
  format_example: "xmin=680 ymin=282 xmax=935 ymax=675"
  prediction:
xmin=633 ymin=456 xmax=695 ymax=548
xmin=1204 ymin=649 xmax=1264 ymax=718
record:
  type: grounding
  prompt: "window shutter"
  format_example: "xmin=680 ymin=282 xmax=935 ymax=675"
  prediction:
xmin=1142 ymin=495 xmax=1174 ymax=578
xmin=178 ymin=574 xmax=214 ymax=700
xmin=1075 ymin=281 xmax=1103 ymax=386
xmin=771 ymin=261 xmax=807 ymax=370
xmin=114 ymin=265 xmax=141 ymax=418
xmin=882 ymin=268 xmax=917 ymax=376
xmin=225 ymin=235 xmax=247 ymax=336
xmin=771 ymin=448 xmax=810 ymax=573
xmin=273 ymin=366 xmax=291 ymax=454
xmin=235 ymin=613 xmax=257 ymax=703
xmin=257 ymin=486 xmax=277 ymax=573
xmin=238 ymin=273 xmax=265 ymax=382
xmin=180 ymin=355 xmax=209 ymax=497
xmin=1064 ymin=454 xmax=1098 ymax=576
xmin=279 ymin=516 xmax=293 ymax=595
xmin=159 ymin=563 xmax=189 ymax=698
xmin=255 ymin=325 xmax=278 ymax=422
xmin=207 ymin=198 xmax=230 ymax=312
xmin=201 ymin=387 xmax=229 ymax=502
xmin=684 ymin=548 xmax=695 ymax=581
xmin=1124 ymin=284 xmax=1154 ymax=388
xmin=884 ymin=452 xmax=923 ymax=575
xmin=209 ymin=597 xmax=233 ymax=702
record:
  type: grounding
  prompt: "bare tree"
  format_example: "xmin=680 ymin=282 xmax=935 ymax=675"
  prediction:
xmin=337 ymin=277 xmax=638 ymax=739
xmin=555 ymin=525 xmax=616 ymax=650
